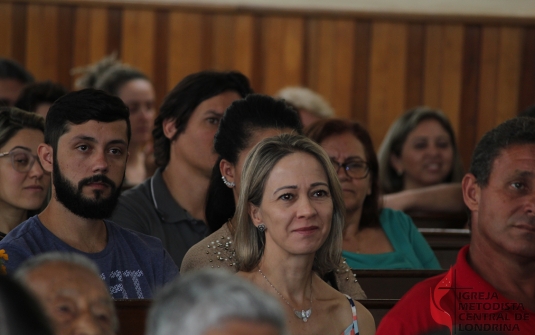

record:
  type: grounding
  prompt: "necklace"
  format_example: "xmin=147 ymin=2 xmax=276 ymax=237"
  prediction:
xmin=258 ymin=268 xmax=313 ymax=322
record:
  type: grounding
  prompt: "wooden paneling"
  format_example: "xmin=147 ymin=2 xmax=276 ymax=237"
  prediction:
xmin=261 ymin=16 xmax=305 ymax=95
xmin=167 ymin=12 xmax=206 ymax=88
xmin=1 ymin=0 xmax=534 ymax=163
xmin=25 ymin=4 xmax=60 ymax=81
xmin=0 ymin=3 xmax=14 ymax=57
xmin=368 ymin=21 xmax=408 ymax=149
xmin=121 ymin=9 xmax=156 ymax=78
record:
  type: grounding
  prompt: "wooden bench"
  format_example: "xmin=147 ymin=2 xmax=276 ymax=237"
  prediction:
xmin=420 ymin=228 xmax=470 ymax=268
xmin=353 ymin=269 xmax=445 ymax=299
xmin=408 ymin=211 xmax=468 ymax=229
xmin=115 ymin=298 xmax=399 ymax=335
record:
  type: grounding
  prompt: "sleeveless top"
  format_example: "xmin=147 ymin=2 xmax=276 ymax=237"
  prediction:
xmin=341 ymin=294 xmax=359 ymax=335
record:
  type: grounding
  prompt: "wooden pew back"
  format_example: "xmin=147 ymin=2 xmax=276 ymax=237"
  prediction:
xmin=114 ymin=298 xmax=399 ymax=335
xmin=420 ymin=228 xmax=470 ymax=268
xmin=353 ymin=269 xmax=445 ymax=299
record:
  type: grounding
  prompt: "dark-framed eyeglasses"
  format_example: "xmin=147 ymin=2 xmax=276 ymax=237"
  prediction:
xmin=331 ymin=160 xmax=369 ymax=179
xmin=0 ymin=147 xmax=43 ymax=173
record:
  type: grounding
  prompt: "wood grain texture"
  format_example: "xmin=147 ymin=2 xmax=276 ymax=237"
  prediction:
xmin=458 ymin=25 xmax=481 ymax=167
xmin=260 ymin=16 xmax=305 ymax=95
xmin=121 ymin=9 xmax=156 ymax=78
xmin=167 ymin=11 xmax=205 ymax=88
xmin=368 ymin=21 xmax=408 ymax=150
xmin=477 ymin=26 xmax=500 ymax=141
xmin=0 ymin=3 xmax=13 ymax=57
xmin=25 ymin=4 xmax=60 ymax=81
xmin=1 ymin=0 xmax=534 ymax=164
xmin=495 ymin=27 xmax=522 ymax=123
xmin=518 ymin=27 xmax=535 ymax=112
xmin=405 ymin=23 xmax=425 ymax=110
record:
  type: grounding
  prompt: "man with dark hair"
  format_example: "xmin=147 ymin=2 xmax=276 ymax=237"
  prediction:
xmin=14 ymin=80 xmax=67 ymax=117
xmin=0 ymin=89 xmax=178 ymax=299
xmin=377 ymin=117 xmax=535 ymax=335
xmin=112 ymin=71 xmax=253 ymax=268
xmin=0 ymin=58 xmax=34 ymax=107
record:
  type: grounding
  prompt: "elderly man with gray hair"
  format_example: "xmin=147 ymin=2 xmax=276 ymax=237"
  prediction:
xmin=15 ymin=252 xmax=118 ymax=335
xmin=146 ymin=269 xmax=288 ymax=335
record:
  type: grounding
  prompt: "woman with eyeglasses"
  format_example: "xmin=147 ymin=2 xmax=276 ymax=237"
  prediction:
xmin=0 ymin=107 xmax=50 ymax=241
xmin=306 ymin=119 xmax=440 ymax=269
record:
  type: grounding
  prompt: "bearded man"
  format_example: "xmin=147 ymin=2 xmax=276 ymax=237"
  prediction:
xmin=0 ymin=88 xmax=178 ymax=299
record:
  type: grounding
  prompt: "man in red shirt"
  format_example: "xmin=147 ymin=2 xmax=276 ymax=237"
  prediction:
xmin=377 ymin=117 xmax=535 ymax=335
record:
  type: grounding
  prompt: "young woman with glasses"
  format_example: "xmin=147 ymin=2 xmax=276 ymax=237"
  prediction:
xmin=306 ymin=119 xmax=440 ymax=269
xmin=0 ymin=107 xmax=49 ymax=240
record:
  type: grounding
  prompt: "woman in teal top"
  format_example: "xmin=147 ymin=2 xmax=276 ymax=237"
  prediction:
xmin=306 ymin=119 xmax=440 ymax=270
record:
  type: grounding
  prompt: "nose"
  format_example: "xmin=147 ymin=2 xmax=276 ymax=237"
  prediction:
xmin=335 ymin=164 xmax=350 ymax=182
xmin=28 ymin=157 xmax=45 ymax=179
xmin=92 ymin=150 xmax=109 ymax=174
xmin=71 ymin=313 xmax=105 ymax=335
xmin=296 ymin=196 xmax=317 ymax=219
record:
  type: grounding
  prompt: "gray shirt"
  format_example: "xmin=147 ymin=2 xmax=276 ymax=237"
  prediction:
xmin=111 ymin=168 xmax=210 ymax=269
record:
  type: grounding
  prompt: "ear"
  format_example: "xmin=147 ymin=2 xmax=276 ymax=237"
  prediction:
xmin=462 ymin=173 xmax=480 ymax=212
xmin=37 ymin=143 xmax=53 ymax=174
xmin=389 ymin=153 xmax=404 ymax=176
xmin=220 ymin=159 xmax=236 ymax=184
xmin=248 ymin=203 xmax=263 ymax=227
xmin=162 ymin=118 xmax=178 ymax=140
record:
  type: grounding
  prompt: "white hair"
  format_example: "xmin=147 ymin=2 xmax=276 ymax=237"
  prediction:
xmin=276 ymin=86 xmax=334 ymax=118
xmin=146 ymin=269 xmax=288 ymax=335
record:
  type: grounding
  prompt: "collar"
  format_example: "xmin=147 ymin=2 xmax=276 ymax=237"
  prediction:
xmin=455 ymin=245 xmax=526 ymax=306
xmin=150 ymin=168 xmax=199 ymax=224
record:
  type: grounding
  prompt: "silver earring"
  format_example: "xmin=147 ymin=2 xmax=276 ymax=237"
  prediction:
xmin=257 ymin=223 xmax=266 ymax=232
xmin=222 ymin=176 xmax=235 ymax=188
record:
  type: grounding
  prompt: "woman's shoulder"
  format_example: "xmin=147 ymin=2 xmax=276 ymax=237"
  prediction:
xmin=180 ymin=223 xmax=237 ymax=273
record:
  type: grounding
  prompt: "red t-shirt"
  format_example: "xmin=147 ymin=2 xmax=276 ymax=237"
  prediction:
xmin=377 ymin=245 xmax=535 ymax=335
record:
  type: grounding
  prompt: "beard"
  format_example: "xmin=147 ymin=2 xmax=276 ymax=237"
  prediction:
xmin=53 ymin=160 xmax=123 ymax=220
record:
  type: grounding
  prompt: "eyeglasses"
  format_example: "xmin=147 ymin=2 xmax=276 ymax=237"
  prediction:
xmin=331 ymin=160 xmax=369 ymax=179
xmin=0 ymin=147 xmax=43 ymax=173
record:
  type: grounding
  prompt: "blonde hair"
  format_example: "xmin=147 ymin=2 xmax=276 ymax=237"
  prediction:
xmin=276 ymin=87 xmax=334 ymax=119
xmin=234 ymin=134 xmax=344 ymax=275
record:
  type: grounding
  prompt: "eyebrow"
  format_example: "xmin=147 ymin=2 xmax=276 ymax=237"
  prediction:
xmin=9 ymin=145 xmax=33 ymax=152
xmin=70 ymin=135 xmax=127 ymax=146
xmin=204 ymin=110 xmax=224 ymax=117
xmin=273 ymin=182 xmax=329 ymax=194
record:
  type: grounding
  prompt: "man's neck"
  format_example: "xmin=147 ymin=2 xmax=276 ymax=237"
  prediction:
xmin=469 ymin=239 xmax=535 ymax=311
xmin=161 ymin=160 xmax=210 ymax=222
xmin=38 ymin=198 xmax=108 ymax=253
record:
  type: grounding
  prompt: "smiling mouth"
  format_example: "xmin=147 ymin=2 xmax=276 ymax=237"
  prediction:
xmin=293 ymin=226 xmax=319 ymax=233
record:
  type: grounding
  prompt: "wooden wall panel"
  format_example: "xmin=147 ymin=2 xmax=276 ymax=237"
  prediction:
xmin=477 ymin=26 xmax=500 ymax=141
xmin=167 ymin=12 xmax=206 ymax=88
xmin=518 ymin=27 xmax=535 ymax=111
xmin=261 ymin=16 xmax=305 ymax=95
xmin=72 ymin=7 xmax=110 ymax=86
xmin=121 ymin=9 xmax=156 ymax=79
xmin=307 ymin=19 xmax=356 ymax=119
xmin=0 ymin=4 xmax=13 ymax=57
xmin=353 ymin=21 xmax=371 ymax=124
xmin=25 ymin=4 xmax=60 ymax=81
xmin=232 ymin=14 xmax=257 ymax=83
xmin=368 ymin=21 xmax=408 ymax=149
xmin=404 ymin=23 xmax=425 ymax=110
xmin=439 ymin=25 xmax=464 ymax=133
xmin=495 ymin=27 xmax=522 ymax=122
xmin=2 ymin=0 xmax=535 ymax=162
